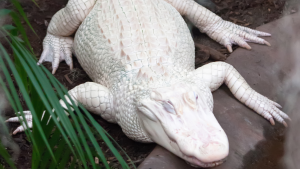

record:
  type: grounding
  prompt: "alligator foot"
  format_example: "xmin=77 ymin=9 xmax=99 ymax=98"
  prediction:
xmin=37 ymin=33 xmax=74 ymax=74
xmin=245 ymin=91 xmax=291 ymax=127
xmin=205 ymin=20 xmax=271 ymax=53
xmin=6 ymin=111 xmax=33 ymax=135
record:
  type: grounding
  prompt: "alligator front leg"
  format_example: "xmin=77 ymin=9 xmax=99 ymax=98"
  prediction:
xmin=190 ymin=62 xmax=290 ymax=126
xmin=164 ymin=0 xmax=271 ymax=52
xmin=6 ymin=82 xmax=115 ymax=134
xmin=38 ymin=0 xmax=96 ymax=74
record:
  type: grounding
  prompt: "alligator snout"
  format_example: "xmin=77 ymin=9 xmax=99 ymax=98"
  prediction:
xmin=174 ymin=125 xmax=229 ymax=166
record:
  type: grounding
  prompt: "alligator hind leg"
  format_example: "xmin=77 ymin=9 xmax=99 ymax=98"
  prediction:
xmin=190 ymin=62 xmax=290 ymax=126
xmin=38 ymin=0 xmax=97 ymax=74
xmin=6 ymin=82 xmax=115 ymax=134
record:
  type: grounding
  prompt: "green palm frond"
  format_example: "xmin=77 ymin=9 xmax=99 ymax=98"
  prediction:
xmin=0 ymin=1 xmax=134 ymax=168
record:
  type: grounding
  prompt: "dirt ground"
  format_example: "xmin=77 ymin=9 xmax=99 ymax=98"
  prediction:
xmin=0 ymin=0 xmax=299 ymax=168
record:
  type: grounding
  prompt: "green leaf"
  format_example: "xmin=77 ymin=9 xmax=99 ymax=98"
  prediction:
xmin=10 ymin=11 xmax=33 ymax=53
xmin=31 ymin=0 xmax=39 ymax=8
xmin=2 ymin=25 xmax=16 ymax=31
xmin=14 ymin=36 xmax=25 ymax=43
xmin=0 ymin=9 xmax=11 ymax=17
xmin=9 ymin=35 xmax=89 ymax=168
xmin=9 ymin=0 xmax=37 ymax=36
xmin=0 ymin=41 xmax=40 ymax=157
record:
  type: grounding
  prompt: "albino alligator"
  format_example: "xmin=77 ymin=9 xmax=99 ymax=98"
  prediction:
xmin=7 ymin=0 xmax=290 ymax=167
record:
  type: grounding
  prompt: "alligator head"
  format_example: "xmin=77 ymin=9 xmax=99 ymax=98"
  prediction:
xmin=138 ymin=82 xmax=229 ymax=168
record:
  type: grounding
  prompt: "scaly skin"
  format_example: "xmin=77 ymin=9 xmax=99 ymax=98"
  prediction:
xmin=6 ymin=0 xmax=290 ymax=168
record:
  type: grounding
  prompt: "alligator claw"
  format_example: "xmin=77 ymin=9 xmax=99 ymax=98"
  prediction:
xmin=6 ymin=111 xmax=33 ymax=135
xmin=269 ymin=118 xmax=275 ymax=125
xmin=38 ymin=33 xmax=74 ymax=74
xmin=52 ymin=67 xmax=58 ymax=74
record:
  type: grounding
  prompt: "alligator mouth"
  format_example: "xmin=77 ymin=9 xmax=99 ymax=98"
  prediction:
xmin=184 ymin=155 xmax=226 ymax=168
xmin=170 ymin=139 xmax=227 ymax=168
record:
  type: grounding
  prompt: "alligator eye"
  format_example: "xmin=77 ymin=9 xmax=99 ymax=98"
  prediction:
xmin=162 ymin=101 xmax=176 ymax=115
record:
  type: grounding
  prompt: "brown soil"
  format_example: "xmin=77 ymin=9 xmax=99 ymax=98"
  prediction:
xmin=1 ymin=0 xmax=298 ymax=168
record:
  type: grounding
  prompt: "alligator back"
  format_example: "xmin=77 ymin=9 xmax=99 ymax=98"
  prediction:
xmin=73 ymin=0 xmax=195 ymax=88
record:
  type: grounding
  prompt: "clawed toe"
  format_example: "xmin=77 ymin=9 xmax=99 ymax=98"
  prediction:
xmin=13 ymin=126 xmax=25 ymax=135
xmin=209 ymin=20 xmax=272 ymax=52
xmin=282 ymin=121 xmax=288 ymax=128
xmin=52 ymin=67 xmax=58 ymax=74
xmin=264 ymin=40 xmax=271 ymax=47
xmin=269 ymin=118 xmax=275 ymax=125
xmin=37 ymin=33 xmax=74 ymax=74
xmin=6 ymin=112 xmax=33 ymax=135
xmin=226 ymin=45 xmax=233 ymax=53
xmin=250 ymin=93 xmax=290 ymax=128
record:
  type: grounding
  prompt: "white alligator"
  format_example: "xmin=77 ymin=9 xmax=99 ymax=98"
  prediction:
xmin=7 ymin=0 xmax=290 ymax=167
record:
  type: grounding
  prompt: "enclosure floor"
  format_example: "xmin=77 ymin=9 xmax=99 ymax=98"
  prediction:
xmin=138 ymin=12 xmax=300 ymax=169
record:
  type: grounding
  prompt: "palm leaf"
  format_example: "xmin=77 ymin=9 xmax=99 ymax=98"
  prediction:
xmin=0 ymin=1 xmax=133 ymax=168
xmin=3 ymin=30 xmax=132 ymax=169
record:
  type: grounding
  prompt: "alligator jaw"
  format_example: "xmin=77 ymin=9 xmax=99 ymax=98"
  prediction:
xmin=185 ymin=157 xmax=226 ymax=168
